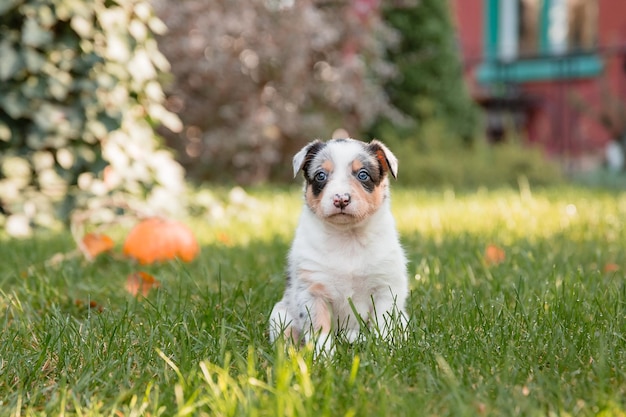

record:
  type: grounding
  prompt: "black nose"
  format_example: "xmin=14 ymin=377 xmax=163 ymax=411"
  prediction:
xmin=333 ymin=193 xmax=351 ymax=209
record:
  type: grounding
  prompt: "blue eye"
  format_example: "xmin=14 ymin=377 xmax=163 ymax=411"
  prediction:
xmin=356 ymin=169 xmax=370 ymax=181
xmin=314 ymin=171 xmax=327 ymax=182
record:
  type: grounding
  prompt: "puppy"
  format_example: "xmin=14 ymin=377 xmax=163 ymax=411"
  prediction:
xmin=269 ymin=138 xmax=408 ymax=353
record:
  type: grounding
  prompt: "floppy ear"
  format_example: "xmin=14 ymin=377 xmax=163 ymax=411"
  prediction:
xmin=292 ymin=139 xmax=324 ymax=178
xmin=368 ymin=140 xmax=398 ymax=179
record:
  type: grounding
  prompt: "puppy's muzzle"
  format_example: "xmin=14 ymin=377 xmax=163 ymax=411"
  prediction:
xmin=333 ymin=193 xmax=351 ymax=209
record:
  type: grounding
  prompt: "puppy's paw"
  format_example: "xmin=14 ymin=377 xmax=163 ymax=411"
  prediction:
xmin=313 ymin=333 xmax=335 ymax=358
xmin=343 ymin=328 xmax=363 ymax=344
xmin=375 ymin=310 xmax=409 ymax=343
xmin=269 ymin=301 xmax=297 ymax=343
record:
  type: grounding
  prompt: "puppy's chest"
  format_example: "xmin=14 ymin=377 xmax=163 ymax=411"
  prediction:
xmin=298 ymin=232 xmax=396 ymax=285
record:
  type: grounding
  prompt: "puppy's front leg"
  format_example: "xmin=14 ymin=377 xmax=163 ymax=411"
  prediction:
xmin=299 ymin=284 xmax=334 ymax=355
xmin=371 ymin=292 xmax=408 ymax=341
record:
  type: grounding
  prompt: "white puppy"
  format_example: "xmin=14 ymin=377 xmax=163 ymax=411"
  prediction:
xmin=269 ymin=138 xmax=408 ymax=353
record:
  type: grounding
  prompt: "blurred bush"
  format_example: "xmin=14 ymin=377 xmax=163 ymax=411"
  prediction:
xmin=379 ymin=119 xmax=563 ymax=189
xmin=153 ymin=0 xmax=400 ymax=184
xmin=0 ymin=0 xmax=185 ymax=237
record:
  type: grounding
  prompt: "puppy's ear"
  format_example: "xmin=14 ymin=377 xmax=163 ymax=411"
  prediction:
xmin=368 ymin=140 xmax=398 ymax=179
xmin=292 ymin=139 xmax=325 ymax=178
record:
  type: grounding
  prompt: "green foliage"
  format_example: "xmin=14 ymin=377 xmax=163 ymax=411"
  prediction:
xmin=378 ymin=119 xmax=563 ymax=189
xmin=1 ymin=187 xmax=625 ymax=415
xmin=374 ymin=0 xmax=480 ymax=143
xmin=0 ymin=0 xmax=184 ymax=237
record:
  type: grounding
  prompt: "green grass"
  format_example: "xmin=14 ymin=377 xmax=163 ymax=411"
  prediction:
xmin=1 ymin=185 xmax=625 ymax=416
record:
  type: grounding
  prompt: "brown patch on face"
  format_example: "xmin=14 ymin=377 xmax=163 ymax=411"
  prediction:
xmin=305 ymin=185 xmax=323 ymax=218
xmin=351 ymin=159 xmax=364 ymax=173
xmin=346 ymin=153 xmax=387 ymax=220
xmin=321 ymin=160 xmax=334 ymax=173
xmin=349 ymin=175 xmax=387 ymax=220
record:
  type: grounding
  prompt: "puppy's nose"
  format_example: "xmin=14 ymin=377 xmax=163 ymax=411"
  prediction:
xmin=333 ymin=193 xmax=351 ymax=209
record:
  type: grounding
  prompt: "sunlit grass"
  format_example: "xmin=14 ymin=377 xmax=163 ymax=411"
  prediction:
xmin=0 ymin=185 xmax=625 ymax=416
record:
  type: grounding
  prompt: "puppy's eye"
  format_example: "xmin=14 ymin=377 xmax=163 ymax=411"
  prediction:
xmin=314 ymin=171 xmax=327 ymax=182
xmin=356 ymin=169 xmax=370 ymax=182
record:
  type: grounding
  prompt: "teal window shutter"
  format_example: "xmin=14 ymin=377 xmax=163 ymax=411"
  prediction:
xmin=484 ymin=0 xmax=500 ymax=61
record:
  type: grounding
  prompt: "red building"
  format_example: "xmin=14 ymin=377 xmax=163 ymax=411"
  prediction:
xmin=451 ymin=0 xmax=626 ymax=171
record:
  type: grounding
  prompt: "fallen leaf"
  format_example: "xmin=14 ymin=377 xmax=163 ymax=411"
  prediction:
xmin=82 ymin=233 xmax=114 ymax=259
xmin=603 ymin=263 xmax=620 ymax=273
xmin=484 ymin=244 xmax=506 ymax=265
xmin=217 ymin=231 xmax=232 ymax=246
xmin=125 ymin=271 xmax=161 ymax=297
xmin=75 ymin=299 xmax=104 ymax=312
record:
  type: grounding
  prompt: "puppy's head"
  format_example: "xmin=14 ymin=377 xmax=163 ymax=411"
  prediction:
xmin=293 ymin=138 xmax=398 ymax=225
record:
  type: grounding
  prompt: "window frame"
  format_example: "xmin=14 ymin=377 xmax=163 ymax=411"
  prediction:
xmin=478 ymin=0 xmax=603 ymax=83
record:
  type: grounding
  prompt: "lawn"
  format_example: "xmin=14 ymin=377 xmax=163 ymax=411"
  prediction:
xmin=1 ymin=185 xmax=625 ymax=416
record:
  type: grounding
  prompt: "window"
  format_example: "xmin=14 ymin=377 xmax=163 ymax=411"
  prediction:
xmin=567 ymin=0 xmax=598 ymax=51
xmin=479 ymin=0 xmax=602 ymax=82
xmin=519 ymin=0 xmax=541 ymax=57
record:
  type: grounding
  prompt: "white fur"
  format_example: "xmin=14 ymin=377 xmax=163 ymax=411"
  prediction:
xmin=269 ymin=139 xmax=408 ymax=354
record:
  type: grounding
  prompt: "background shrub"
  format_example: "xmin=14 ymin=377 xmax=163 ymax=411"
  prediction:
xmin=0 ymin=0 xmax=185 ymax=237
xmin=380 ymin=119 xmax=563 ymax=189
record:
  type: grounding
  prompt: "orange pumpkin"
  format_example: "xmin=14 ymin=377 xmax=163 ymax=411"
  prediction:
xmin=122 ymin=217 xmax=200 ymax=264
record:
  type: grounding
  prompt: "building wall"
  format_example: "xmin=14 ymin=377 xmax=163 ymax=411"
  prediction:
xmin=451 ymin=0 xmax=483 ymax=57
xmin=599 ymin=0 xmax=626 ymax=47
xmin=451 ymin=0 xmax=626 ymax=167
